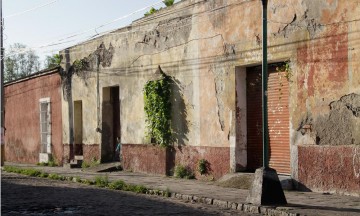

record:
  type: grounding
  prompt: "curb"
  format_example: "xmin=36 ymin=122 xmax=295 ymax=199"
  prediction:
xmin=168 ymin=192 xmax=300 ymax=216
xmin=3 ymin=166 xmax=301 ymax=216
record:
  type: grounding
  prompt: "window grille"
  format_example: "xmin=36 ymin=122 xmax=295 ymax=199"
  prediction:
xmin=39 ymin=98 xmax=51 ymax=153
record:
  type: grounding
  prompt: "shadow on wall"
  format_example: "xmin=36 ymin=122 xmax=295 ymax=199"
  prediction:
xmin=171 ymin=78 xmax=189 ymax=146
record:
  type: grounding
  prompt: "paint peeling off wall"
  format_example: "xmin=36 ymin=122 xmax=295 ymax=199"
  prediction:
xmin=297 ymin=93 xmax=360 ymax=146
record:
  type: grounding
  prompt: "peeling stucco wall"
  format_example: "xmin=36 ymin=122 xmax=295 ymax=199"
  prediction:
xmin=60 ymin=0 xmax=360 ymax=188
xmin=315 ymin=94 xmax=360 ymax=145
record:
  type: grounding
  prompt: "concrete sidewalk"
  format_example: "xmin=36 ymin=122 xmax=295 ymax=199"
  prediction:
xmin=3 ymin=162 xmax=360 ymax=216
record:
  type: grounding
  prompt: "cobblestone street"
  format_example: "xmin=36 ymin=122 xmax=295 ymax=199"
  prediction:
xmin=1 ymin=172 xmax=255 ymax=216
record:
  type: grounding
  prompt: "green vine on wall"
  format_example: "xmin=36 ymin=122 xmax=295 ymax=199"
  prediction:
xmin=73 ymin=59 xmax=89 ymax=72
xmin=276 ymin=61 xmax=292 ymax=82
xmin=143 ymin=67 xmax=172 ymax=147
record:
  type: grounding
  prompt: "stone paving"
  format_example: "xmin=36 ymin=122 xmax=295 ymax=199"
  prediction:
xmin=2 ymin=172 xmax=254 ymax=216
xmin=4 ymin=162 xmax=360 ymax=216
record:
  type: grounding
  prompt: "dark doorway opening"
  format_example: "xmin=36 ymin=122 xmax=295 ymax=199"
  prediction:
xmin=74 ymin=100 xmax=83 ymax=156
xmin=101 ymin=86 xmax=120 ymax=162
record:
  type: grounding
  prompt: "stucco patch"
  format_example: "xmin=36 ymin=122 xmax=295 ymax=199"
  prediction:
xmin=135 ymin=16 xmax=192 ymax=53
xmin=311 ymin=94 xmax=360 ymax=145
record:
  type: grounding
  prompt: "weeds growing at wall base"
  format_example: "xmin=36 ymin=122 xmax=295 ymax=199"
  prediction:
xmin=3 ymin=166 xmax=170 ymax=197
xmin=174 ymin=165 xmax=195 ymax=179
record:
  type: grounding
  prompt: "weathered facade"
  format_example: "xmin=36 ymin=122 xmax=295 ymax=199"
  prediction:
xmin=4 ymin=68 xmax=63 ymax=165
xmin=60 ymin=0 xmax=360 ymax=195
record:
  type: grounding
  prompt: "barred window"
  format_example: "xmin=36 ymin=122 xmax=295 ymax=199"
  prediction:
xmin=39 ymin=98 xmax=51 ymax=153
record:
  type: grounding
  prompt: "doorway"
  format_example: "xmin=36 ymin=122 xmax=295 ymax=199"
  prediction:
xmin=245 ymin=64 xmax=291 ymax=174
xmin=74 ymin=100 xmax=83 ymax=156
xmin=101 ymin=86 xmax=120 ymax=162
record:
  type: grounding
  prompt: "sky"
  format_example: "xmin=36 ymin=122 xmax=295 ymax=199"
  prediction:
xmin=3 ymin=0 xmax=174 ymax=68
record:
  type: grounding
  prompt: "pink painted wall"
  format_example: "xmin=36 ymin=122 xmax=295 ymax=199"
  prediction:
xmin=4 ymin=71 xmax=63 ymax=165
xmin=122 ymin=144 xmax=168 ymax=175
xmin=122 ymin=144 xmax=229 ymax=179
xmin=298 ymin=145 xmax=360 ymax=196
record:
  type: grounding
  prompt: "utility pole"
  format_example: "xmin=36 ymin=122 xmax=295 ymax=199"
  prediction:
xmin=1 ymin=0 xmax=5 ymax=166
xmin=246 ymin=0 xmax=287 ymax=205
xmin=261 ymin=0 xmax=269 ymax=169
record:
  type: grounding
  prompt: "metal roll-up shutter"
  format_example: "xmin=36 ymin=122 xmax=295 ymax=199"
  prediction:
xmin=267 ymin=65 xmax=290 ymax=174
xmin=246 ymin=64 xmax=290 ymax=174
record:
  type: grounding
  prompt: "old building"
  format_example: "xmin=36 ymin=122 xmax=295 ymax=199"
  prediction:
xmin=60 ymin=0 xmax=360 ymax=195
xmin=4 ymin=67 xmax=63 ymax=165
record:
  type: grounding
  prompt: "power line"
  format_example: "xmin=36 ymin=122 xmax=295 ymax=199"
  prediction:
xmin=30 ymin=0 xmax=231 ymax=51
xmin=5 ymin=0 xmax=59 ymax=19
xmin=3 ymin=0 xmax=167 ymax=57
xmin=36 ymin=0 xmax=165 ymax=49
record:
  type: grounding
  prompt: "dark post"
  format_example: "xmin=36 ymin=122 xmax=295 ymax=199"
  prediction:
xmin=0 ymin=0 xmax=4 ymax=166
xmin=246 ymin=0 xmax=287 ymax=205
xmin=261 ymin=0 xmax=269 ymax=168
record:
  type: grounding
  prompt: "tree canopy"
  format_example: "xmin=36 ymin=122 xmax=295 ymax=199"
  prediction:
xmin=4 ymin=43 xmax=40 ymax=82
xmin=44 ymin=54 xmax=61 ymax=69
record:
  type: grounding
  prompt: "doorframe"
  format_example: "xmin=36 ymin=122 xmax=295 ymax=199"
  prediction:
xmin=233 ymin=59 xmax=293 ymax=174
xmin=39 ymin=97 xmax=51 ymax=163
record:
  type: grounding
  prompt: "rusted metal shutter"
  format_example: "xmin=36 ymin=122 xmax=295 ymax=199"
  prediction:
xmin=267 ymin=65 xmax=290 ymax=174
xmin=246 ymin=64 xmax=290 ymax=174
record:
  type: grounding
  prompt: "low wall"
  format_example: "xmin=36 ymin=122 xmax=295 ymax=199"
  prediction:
xmin=173 ymin=146 xmax=230 ymax=180
xmin=298 ymin=145 xmax=360 ymax=196
xmin=63 ymin=144 xmax=100 ymax=163
xmin=122 ymin=144 xmax=230 ymax=179
xmin=83 ymin=144 xmax=100 ymax=163
xmin=122 ymin=144 xmax=169 ymax=175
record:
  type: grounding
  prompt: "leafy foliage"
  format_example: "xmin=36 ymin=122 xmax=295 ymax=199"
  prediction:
xmin=36 ymin=157 xmax=58 ymax=167
xmin=197 ymin=159 xmax=209 ymax=175
xmin=144 ymin=7 xmax=158 ymax=16
xmin=81 ymin=158 xmax=100 ymax=169
xmin=44 ymin=54 xmax=61 ymax=69
xmin=144 ymin=1 xmax=174 ymax=16
xmin=94 ymin=175 xmax=109 ymax=188
xmin=4 ymin=166 xmax=174 ymax=197
xmin=4 ymin=43 xmax=40 ymax=82
xmin=276 ymin=61 xmax=292 ymax=82
xmin=143 ymin=70 xmax=172 ymax=147
xmin=174 ymin=165 xmax=195 ymax=179
xmin=108 ymin=180 xmax=126 ymax=190
xmin=163 ymin=0 xmax=175 ymax=7
xmin=73 ymin=59 xmax=89 ymax=72
xmin=48 ymin=173 xmax=65 ymax=180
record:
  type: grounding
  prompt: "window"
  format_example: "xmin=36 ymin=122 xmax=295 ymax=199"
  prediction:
xmin=39 ymin=98 xmax=51 ymax=154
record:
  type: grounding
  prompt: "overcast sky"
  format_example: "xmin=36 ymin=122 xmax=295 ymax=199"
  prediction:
xmin=3 ymin=0 xmax=173 ymax=67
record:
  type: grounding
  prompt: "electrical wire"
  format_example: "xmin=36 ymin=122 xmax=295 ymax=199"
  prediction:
xmin=3 ymin=0 xmax=168 ymax=57
xmin=5 ymin=0 xmax=59 ymax=19
xmin=4 ymin=0 xmax=357 ymax=60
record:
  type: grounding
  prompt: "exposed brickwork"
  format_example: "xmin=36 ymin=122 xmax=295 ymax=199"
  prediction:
xmin=298 ymin=145 xmax=360 ymax=196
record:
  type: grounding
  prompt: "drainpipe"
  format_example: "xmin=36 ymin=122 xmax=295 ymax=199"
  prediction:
xmin=96 ymin=55 xmax=101 ymax=133
xmin=261 ymin=0 xmax=269 ymax=168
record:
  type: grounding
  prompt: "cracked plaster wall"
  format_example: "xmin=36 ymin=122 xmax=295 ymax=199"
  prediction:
xmin=60 ymin=0 xmax=360 ymax=177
